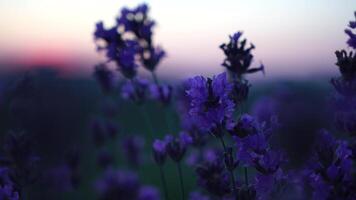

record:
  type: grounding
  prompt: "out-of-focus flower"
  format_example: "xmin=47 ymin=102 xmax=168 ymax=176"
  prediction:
xmin=118 ymin=4 xmax=155 ymax=44
xmin=121 ymin=135 xmax=145 ymax=167
xmin=2 ymin=131 xmax=40 ymax=188
xmin=220 ymin=32 xmax=264 ymax=77
xmin=188 ymin=191 xmax=210 ymax=200
xmin=91 ymin=118 xmax=119 ymax=147
xmin=186 ymin=72 xmax=234 ymax=133
xmin=304 ymin=130 xmax=355 ymax=200
xmin=121 ymin=77 xmax=149 ymax=104
xmin=141 ymin=47 xmax=166 ymax=71
xmin=95 ymin=169 xmax=140 ymax=200
xmin=195 ymin=154 xmax=231 ymax=197
xmin=149 ymin=83 xmax=173 ymax=105
xmin=152 ymin=139 xmax=167 ymax=165
xmin=97 ymin=149 xmax=114 ymax=169
xmin=166 ymin=132 xmax=192 ymax=162
xmin=94 ymin=64 xmax=116 ymax=93
xmin=0 ymin=168 xmax=19 ymax=200
xmin=138 ymin=186 xmax=160 ymax=200
xmin=231 ymin=79 xmax=250 ymax=105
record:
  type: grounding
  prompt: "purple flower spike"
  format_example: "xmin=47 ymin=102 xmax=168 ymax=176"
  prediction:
xmin=220 ymin=32 xmax=264 ymax=77
xmin=152 ymin=139 xmax=167 ymax=165
xmin=166 ymin=133 xmax=191 ymax=162
xmin=186 ymin=72 xmax=234 ymax=133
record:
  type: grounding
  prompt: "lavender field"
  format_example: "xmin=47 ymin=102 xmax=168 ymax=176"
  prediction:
xmin=0 ymin=2 xmax=356 ymax=200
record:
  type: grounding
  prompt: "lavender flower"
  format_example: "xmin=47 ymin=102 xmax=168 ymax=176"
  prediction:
xmin=149 ymin=83 xmax=173 ymax=105
xmin=118 ymin=4 xmax=154 ymax=44
xmin=195 ymin=154 xmax=231 ymax=197
xmin=121 ymin=135 xmax=145 ymax=167
xmin=186 ymin=72 xmax=234 ymax=133
xmin=141 ymin=46 xmax=166 ymax=71
xmin=166 ymin=132 xmax=192 ymax=162
xmin=220 ymin=32 xmax=264 ymax=77
xmin=304 ymin=130 xmax=355 ymax=200
xmin=152 ymin=139 xmax=167 ymax=165
xmin=345 ymin=12 xmax=356 ymax=49
xmin=121 ymin=77 xmax=149 ymax=104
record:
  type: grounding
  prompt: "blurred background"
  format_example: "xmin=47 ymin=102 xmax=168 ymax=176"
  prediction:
xmin=0 ymin=0 xmax=354 ymax=199
xmin=0 ymin=0 xmax=355 ymax=79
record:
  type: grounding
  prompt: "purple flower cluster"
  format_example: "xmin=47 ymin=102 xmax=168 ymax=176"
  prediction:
xmin=186 ymin=72 xmax=235 ymax=133
xmin=303 ymin=130 xmax=355 ymax=200
xmin=94 ymin=3 xmax=171 ymax=106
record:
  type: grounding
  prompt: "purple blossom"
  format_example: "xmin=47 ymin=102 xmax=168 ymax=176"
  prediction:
xmin=186 ymin=72 xmax=234 ymax=133
xmin=152 ymin=139 xmax=167 ymax=165
xmin=195 ymin=154 xmax=231 ymax=197
xmin=118 ymin=4 xmax=155 ymax=43
xmin=305 ymin=130 xmax=355 ymax=200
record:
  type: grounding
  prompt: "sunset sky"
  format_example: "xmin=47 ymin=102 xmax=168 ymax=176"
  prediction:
xmin=0 ymin=0 xmax=355 ymax=79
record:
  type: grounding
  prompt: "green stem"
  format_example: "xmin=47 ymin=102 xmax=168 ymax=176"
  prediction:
xmin=139 ymin=105 xmax=155 ymax=140
xmin=244 ymin=167 xmax=249 ymax=186
xmin=218 ymin=136 xmax=237 ymax=193
xmin=177 ymin=162 xmax=185 ymax=200
xmin=159 ymin=166 xmax=170 ymax=200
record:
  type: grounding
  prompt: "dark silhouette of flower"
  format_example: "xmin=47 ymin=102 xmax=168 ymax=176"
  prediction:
xmin=94 ymin=64 xmax=116 ymax=93
xmin=186 ymin=72 xmax=234 ymax=133
xmin=220 ymin=32 xmax=264 ymax=77
xmin=195 ymin=154 xmax=231 ymax=197
xmin=345 ymin=12 xmax=356 ymax=49
xmin=166 ymin=132 xmax=192 ymax=162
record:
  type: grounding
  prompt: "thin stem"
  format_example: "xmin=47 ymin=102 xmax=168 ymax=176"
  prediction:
xmin=139 ymin=105 xmax=155 ymax=140
xmin=177 ymin=162 xmax=185 ymax=200
xmin=151 ymin=71 xmax=159 ymax=84
xmin=164 ymin=106 xmax=174 ymax=133
xmin=218 ymin=136 xmax=237 ymax=193
xmin=244 ymin=167 xmax=249 ymax=186
xmin=159 ymin=166 xmax=170 ymax=200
